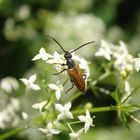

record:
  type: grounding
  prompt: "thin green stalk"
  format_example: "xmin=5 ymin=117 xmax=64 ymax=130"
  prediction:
xmin=121 ymin=83 xmax=140 ymax=104
xmin=0 ymin=127 xmax=24 ymax=140
xmin=66 ymin=91 xmax=82 ymax=102
xmin=68 ymin=121 xmax=82 ymax=125
xmin=72 ymin=104 xmax=140 ymax=115
xmin=126 ymin=113 xmax=140 ymax=124
xmin=72 ymin=105 xmax=118 ymax=115
xmin=67 ymin=123 xmax=73 ymax=132
xmin=92 ymin=71 xmax=111 ymax=86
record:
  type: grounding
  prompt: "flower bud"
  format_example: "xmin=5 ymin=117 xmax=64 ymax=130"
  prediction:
xmin=84 ymin=102 xmax=93 ymax=110
xmin=126 ymin=64 xmax=133 ymax=73
xmin=120 ymin=70 xmax=127 ymax=79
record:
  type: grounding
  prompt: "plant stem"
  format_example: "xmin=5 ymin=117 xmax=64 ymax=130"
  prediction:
xmin=126 ymin=113 xmax=140 ymax=124
xmin=121 ymin=83 xmax=140 ymax=104
xmin=72 ymin=105 xmax=118 ymax=115
xmin=66 ymin=91 xmax=82 ymax=102
xmin=72 ymin=104 xmax=140 ymax=115
xmin=0 ymin=127 xmax=24 ymax=140
xmin=92 ymin=71 xmax=111 ymax=86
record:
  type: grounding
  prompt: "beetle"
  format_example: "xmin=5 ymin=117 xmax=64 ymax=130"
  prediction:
xmin=49 ymin=36 xmax=95 ymax=93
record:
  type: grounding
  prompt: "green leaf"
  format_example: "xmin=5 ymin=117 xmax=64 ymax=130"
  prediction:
xmin=112 ymin=88 xmax=122 ymax=103
xmin=118 ymin=110 xmax=130 ymax=128
xmin=33 ymin=115 xmax=44 ymax=126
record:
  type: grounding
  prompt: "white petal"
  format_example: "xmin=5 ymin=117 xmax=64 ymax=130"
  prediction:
xmin=86 ymin=109 xmax=91 ymax=119
xmin=55 ymin=90 xmax=61 ymax=100
xmin=0 ymin=80 xmax=12 ymax=93
xmin=48 ymin=84 xmax=58 ymax=90
xmin=95 ymin=48 xmax=104 ymax=56
xmin=30 ymin=83 xmax=40 ymax=90
xmin=55 ymin=104 xmax=64 ymax=113
xmin=78 ymin=115 xmax=87 ymax=122
xmin=53 ymin=51 xmax=61 ymax=59
xmin=69 ymin=128 xmax=83 ymax=139
xmin=57 ymin=114 xmax=64 ymax=121
xmin=77 ymin=128 xmax=84 ymax=136
xmin=105 ymin=53 xmax=111 ymax=60
xmin=38 ymin=128 xmax=48 ymax=134
xmin=134 ymin=61 xmax=140 ymax=72
xmin=69 ymin=133 xmax=77 ymax=139
xmin=51 ymin=129 xmax=61 ymax=135
xmin=29 ymin=74 xmax=36 ymax=83
xmin=20 ymin=78 xmax=29 ymax=86
xmin=47 ymin=122 xmax=53 ymax=130
xmin=64 ymin=102 xmax=71 ymax=110
xmin=22 ymin=112 xmax=28 ymax=119
xmin=39 ymin=48 xmax=46 ymax=54
xmin=66 ymin=112 xmax=74 ymax=119
xmin=32 ymin=54 xmax=41 ymax=61
xmin=84 ymin=122 xmax=90 ymax=133
xmin=47 ymin=59 xmax=56 ymax=64
xmin=41 ymin=53 xmax=52 ymax=61
xmin=32 ymin=101 xmax=47 ymax=111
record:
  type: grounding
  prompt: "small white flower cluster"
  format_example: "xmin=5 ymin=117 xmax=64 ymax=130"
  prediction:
xmin=95 ymin=40 xmax=133 ymax=71
xmin=0 ymin=98 xmax=20 ymax=129
xmin=20 ymin=47 xmax=94 ymax=140
xmin=95 ymin=40 xmax=140 ymax=73
xmin=32 ymin=48 xmax=90 ymax=77
xmin=0 ymin=77 xmax=19 ymax=93
xmin=95 ymin=40 xmax=140 ymax=103
xmin=20 ymin=47 xmax=89 ymax=100
xmin=36 ymin=102 xmax=94 ymax=140
xmin=15 ymin=5 xmax=30 ymax=21
xmin=20 ymin=74 xmax=40 ymax=94
xmin=4 ymin=15 xmax=36 ymax=41
xmin=131 ymin=54 xmax=140 ymax=72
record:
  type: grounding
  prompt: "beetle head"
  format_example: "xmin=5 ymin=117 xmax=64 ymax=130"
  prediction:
xmin=64 ymin=52 xmax=72 ymax=59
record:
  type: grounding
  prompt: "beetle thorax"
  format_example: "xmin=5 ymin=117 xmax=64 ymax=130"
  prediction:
xmin=64 ymin=52 xmax=75 ymax=69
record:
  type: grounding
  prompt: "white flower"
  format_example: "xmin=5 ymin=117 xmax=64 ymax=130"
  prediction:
xmin=0 ymin=98 xmax=21 ymax=129
xmin=132 ymin=57 xmax=140 ymax=72
xmin=69 ymin=128 xmax=84 ymax=140
xmin=95 ymin=40 xmax=112 ymax=60
xmin=32 ymin=48 xmax=53 ymax=61
xmin=112 ymin=41 xmax=132 ymax=71
xmin=10 ymin=98 xmax=20 ymax=112
xmin=47 ymin=51 xmax=64 ymax=64
xmin=32 ymin=100 xmax=47 ymax=112
xmin=78 ymin=109 xmax=95 ymax=133
xmin=48 ymin=82 xmax=63 ymax=100
xmin=0 ymin=111 xmax=8 ymax=129
xmin=47 ymin=51 xmax=66 ymax=73
xmin=22 ymin=112 xmax=28 ymax=120
xmin=38 ymin=121 xmax=60 ymax=140
xmin=0 ymin=77 xmax=19 ymax=93
xmin=20 ymin=74 xmax=40 ymax=91
xmin=15 ymin=5 xmax=30 ymax=20
xmin=55 ymin=103 xmax=73 ymax=121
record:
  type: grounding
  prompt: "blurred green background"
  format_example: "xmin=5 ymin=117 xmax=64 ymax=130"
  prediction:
xmin=0 ymin=0 xmax=140 ymax=140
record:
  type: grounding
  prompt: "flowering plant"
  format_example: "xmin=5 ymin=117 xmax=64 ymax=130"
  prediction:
xmin=19 ymin=39 xmax=140 ymax=139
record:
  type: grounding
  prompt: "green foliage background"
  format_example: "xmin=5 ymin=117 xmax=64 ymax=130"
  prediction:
xmin=0 ymin=0 xmax=140 ymax=140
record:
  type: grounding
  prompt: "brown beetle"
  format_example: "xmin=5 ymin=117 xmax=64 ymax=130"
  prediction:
xmin=49 ymin=36 xmax=95 ymax=93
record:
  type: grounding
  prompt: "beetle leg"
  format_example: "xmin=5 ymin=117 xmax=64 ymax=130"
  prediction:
xmin=53 ymin=63 xmax=67 ymax=66
xmin=83 ymin=74 xmax=87 ymax=80
xmin=66 ymin=80 xmax=74 ymax=94
xmin=52 ymin=69 xmax=67 ymax=75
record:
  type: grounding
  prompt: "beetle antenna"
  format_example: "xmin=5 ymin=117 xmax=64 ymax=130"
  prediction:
xmin=70 ymin=41 xmax=95 ymax=53
xmin=49 ymin=36 xmax=66 ymax=53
